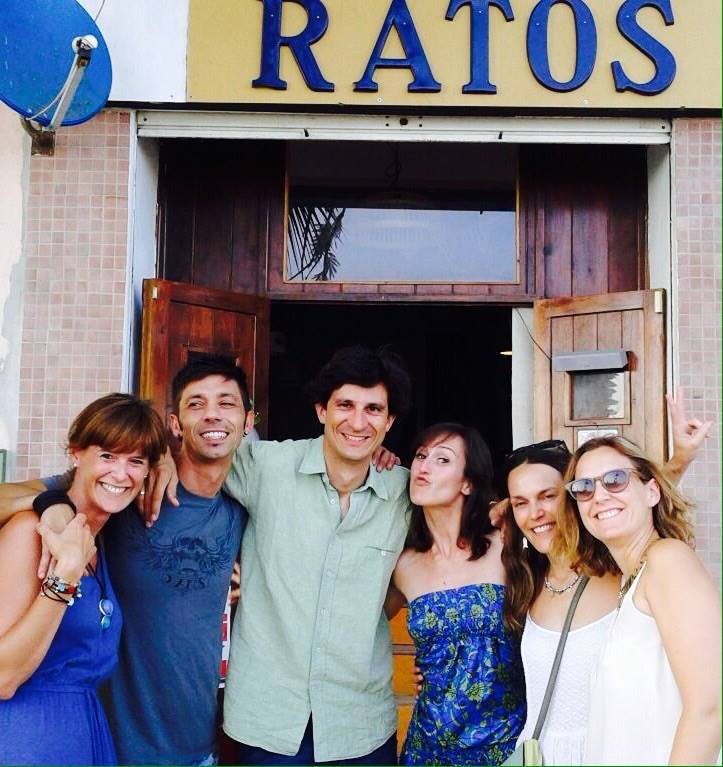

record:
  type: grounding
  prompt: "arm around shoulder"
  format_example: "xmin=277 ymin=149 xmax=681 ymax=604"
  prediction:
xmin=0 ymin=479 xmax=48 ymax=530
xmin=223 ymin=439 xmax=259 ymax=508
xmin=644 ymin=540 xmax=721 ymax=765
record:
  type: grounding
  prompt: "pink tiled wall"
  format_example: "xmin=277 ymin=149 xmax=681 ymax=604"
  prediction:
xmin=673 ymin=118 xmax=722 ymax=583
xmin=15 ymin=110 xmax=130 ymax=479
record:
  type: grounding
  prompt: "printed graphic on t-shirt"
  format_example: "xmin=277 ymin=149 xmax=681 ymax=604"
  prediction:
xmin=127 ymin=523 xmax=236 ymax=593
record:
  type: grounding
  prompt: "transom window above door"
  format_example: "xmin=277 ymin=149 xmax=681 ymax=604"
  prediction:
xmin=285 ymin=141 xmax=519 ymax=285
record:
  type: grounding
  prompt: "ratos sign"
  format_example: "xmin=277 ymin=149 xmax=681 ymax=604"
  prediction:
xmin=187 ymin=0 xmax=722 ymax=109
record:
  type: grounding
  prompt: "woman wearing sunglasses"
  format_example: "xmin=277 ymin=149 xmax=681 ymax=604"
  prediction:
xmin=0 ymin=394 xmax=166 ymax=766
xmin=558 ymin=436 xmax=721 ymax=765
xmin=387 ymin=423 xmax=525 ymax=766
xmin=498 ymin=392 xmax=707 ymax=765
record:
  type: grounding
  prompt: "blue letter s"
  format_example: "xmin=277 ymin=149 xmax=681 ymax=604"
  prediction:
xmin=612 ymin=0 xmax=676 ymax=95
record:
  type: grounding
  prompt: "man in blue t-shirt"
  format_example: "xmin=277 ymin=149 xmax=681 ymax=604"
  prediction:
xmin=12 ymin=356 xmax=254 ymax=765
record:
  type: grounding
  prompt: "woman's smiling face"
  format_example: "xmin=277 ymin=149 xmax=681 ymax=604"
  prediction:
xmin=507 ymin=461 xmax=565 ymax=555
xmin=70 ymin=445 xmax=149 ymax=515
xmin=573 ymin=445 xmax=660 ymax=546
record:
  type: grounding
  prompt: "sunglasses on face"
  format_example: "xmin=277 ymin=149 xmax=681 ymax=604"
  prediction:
xmin=505 ymin=439 xmax=571 ymax=463
xmin=565 ymin=468 xmax=640 ymax=502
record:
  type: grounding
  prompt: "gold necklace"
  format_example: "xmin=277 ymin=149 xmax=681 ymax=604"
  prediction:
xmin=617 ymin=534 xmax=659 ymax=608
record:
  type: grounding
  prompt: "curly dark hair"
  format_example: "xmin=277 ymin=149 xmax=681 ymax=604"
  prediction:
xmin=305 ymin=345 xmax=412 ymax=417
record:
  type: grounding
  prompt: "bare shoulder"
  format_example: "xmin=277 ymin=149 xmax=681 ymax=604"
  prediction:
xmin=393 ymin=547 xmax=425 ymax=591
xmin=0 ymin=510 xmax=41 ymax=574
xmin=0 ymin=509 xmax=41 ymax=543
xmin=646 ymin=537 xmax=700 ymax=571
xmin=645 ymin=538 xmax=716 ymax=593
xmin=395 ymin=547 xmax=420 ymax=572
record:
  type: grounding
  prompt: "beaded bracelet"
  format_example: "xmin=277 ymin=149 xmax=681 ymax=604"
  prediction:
xmin=44 ymin=573 xmax=82 ymax=597
xmin=40 ymin=584 xmax=74 ymax=606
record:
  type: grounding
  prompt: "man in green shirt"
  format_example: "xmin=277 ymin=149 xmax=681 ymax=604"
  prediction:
xmin=219 ymin=346 xmax=412 ymax=765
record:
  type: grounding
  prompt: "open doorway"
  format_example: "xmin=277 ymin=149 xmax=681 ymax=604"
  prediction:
xmin=268 ymin=302 xmax=512 ymax=471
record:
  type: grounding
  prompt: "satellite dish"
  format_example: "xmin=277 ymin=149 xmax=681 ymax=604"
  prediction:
xmin=0 ymin=0 xmax=112 ymax=128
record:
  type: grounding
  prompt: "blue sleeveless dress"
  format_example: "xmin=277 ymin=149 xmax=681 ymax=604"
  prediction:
xmin=0 ymin=552 xmax=122 ymax=765
xmin=400 ymin=583 xmax=525 ymax=766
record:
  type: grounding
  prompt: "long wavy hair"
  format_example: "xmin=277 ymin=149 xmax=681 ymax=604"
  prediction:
xmin=405 ymin=423 xmax=496 ymax=560
xmin=555 ymin=436 xmax=694 ymax=570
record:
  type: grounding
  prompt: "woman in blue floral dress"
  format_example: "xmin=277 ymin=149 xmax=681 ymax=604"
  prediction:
xmin=387 ymin=423 xmax=525 ymax=765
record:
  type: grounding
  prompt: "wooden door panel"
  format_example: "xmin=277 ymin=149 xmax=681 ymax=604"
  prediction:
xmin=397 ymin=704 xmax=414 ymax=753
xmin=140 ymin=279 xmax=270 ymax=436
xmin=390 ymin=608 xmax=415 ymax=749
xmin=534 ymin=290 xmax=666 ymax=461
xmin=392 ymin=654 xmax=417 ymax=698
xmin=390 ymin=609 xmax=413 ymax=645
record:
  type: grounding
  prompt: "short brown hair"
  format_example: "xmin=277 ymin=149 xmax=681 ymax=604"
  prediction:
xmin=554 ymin=436 xmax=694 ymax=573
xmin=67 ymin=393 xmax=167 ymax=465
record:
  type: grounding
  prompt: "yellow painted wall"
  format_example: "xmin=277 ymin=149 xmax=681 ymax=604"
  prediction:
xmin=187 ymin=0 xmax=721 ymax=109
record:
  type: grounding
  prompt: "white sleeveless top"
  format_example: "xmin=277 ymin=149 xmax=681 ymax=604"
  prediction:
xmin=584 ymin=563 xmax=681 ymax=765
xmin=517 ymin=609 xmax=615 ymax=766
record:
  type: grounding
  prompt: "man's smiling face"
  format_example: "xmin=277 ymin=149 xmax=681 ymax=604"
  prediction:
xmin=315 ymin=383 xmax=395 ymax=467
xmin=169 ymin=374 xmax=252 ymax=464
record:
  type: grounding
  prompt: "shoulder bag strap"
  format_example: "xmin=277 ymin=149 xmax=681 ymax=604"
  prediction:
xmin=531 ymin=574 xmax=590 ymax=740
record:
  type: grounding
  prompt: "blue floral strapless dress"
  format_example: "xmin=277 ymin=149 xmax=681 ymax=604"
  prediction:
xmin=400 ymin=583 xmax=525 ymax=766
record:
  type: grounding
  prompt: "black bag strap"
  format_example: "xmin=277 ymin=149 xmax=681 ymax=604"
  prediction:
xmin=531 ymin=574 xmax=590 ymax=740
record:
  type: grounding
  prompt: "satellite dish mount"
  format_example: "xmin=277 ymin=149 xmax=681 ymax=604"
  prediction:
xmin=21 ymin=35 xmax=99 ymax=154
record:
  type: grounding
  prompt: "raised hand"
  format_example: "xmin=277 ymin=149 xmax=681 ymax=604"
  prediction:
xmin=667 ymin=387 xmax=712 ymax=457
xmin=36 ymin=513 xmax=96 ymax=584
xmin=36 ymin=501 xmax=76 ymax=579
xmin=141 ymin=448 xmax=179 ymax=526
xmin=665 ymin=387 xmax=713 ymax=483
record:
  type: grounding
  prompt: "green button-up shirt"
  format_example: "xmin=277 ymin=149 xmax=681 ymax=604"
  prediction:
xmin=222 ymin=436 xmax=411 ymax=761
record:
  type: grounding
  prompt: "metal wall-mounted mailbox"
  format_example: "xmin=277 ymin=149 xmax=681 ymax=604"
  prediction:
xmin=552 ymin=349 xmax=629 ymax=372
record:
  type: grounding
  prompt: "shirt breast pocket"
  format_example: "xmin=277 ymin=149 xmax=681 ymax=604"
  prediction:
xmin=355 ymin=544 xmax=400 ymax=591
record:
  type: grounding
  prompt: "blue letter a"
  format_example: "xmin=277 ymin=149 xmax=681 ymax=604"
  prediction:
xmin=354 ymin=0 xmax=441 ymax=93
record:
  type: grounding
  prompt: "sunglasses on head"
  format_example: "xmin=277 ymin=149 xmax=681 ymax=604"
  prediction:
xmin=505 ymin=439 xmax=571 ymax=463
xmin=565 ymin=468 xmax=640 ymax=502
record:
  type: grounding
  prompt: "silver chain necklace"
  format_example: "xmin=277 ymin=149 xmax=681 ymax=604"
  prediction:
xmin=544 ymin=571 xmax=581 ymax=595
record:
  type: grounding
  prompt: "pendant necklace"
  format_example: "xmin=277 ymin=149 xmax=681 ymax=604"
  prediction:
xmin=544 ymin=571 xmax=581 ymax=595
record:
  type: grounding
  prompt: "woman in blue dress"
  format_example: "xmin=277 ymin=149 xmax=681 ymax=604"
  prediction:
xmin=387 ymin=423 xmax=525 ymax=766
xmin=0 ymin=393 xmax=166 ymax=766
